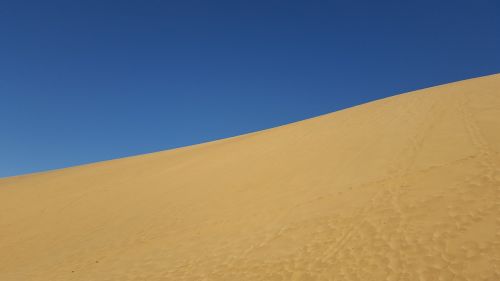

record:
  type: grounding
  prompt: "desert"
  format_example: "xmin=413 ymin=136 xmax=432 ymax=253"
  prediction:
xmin=1 ymin=74 xmax=500 ymax=280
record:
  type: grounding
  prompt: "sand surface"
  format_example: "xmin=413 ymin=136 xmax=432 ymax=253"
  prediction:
xmin=1 ymin=74 xmax=500 ymax=280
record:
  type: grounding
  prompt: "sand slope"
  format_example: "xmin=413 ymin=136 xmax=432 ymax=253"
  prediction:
xmin=1 ymin=74 xmax=500 ymax=281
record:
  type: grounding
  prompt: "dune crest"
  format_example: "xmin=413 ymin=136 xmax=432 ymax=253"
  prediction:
xmin=1 ymin=74 xmax=500 ymax=280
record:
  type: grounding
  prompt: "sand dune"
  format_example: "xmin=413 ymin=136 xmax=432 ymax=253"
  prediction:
xmin=1 ymin=74 xmax=500 ymax=280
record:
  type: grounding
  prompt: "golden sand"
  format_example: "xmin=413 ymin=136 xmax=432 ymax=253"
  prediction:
xmin=1 ymin=74 xmax=499 ymax=280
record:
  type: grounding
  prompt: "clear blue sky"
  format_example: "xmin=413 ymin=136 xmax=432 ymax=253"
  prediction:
xmin=1 ymin=0 xmax=499 ymax=178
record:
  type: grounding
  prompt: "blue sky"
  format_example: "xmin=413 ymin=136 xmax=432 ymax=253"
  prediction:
xmin=1 ymin=0 xmax=499 ymax=177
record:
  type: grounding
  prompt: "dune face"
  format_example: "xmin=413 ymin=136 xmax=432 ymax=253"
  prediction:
xmin=1 ymin=75 xmax=500 ymax=281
